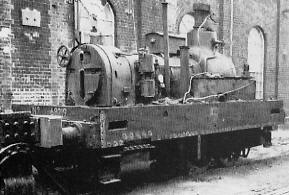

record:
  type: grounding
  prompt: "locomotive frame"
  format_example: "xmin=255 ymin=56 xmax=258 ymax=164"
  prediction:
xmin=0 ymin=2 xmax=286 ymax=194
xmin=9 ymin=99 xmax=284 ymax=194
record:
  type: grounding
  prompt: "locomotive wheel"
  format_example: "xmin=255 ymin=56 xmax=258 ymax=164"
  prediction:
xmin=0 ymin=143 xmax=35 ymax=195
xmin=211 ymin=150 xmax=243 ymax=168
xmin=3 ymin=176 xmax=35 ymax=195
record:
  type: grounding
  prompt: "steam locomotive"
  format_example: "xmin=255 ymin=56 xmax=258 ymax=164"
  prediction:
xmin=0 ymin=12 xmax=285 ymax=195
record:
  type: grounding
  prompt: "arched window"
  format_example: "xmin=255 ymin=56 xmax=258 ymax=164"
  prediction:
xmin=78 ymin=0 xmax=115 ymax=46
xmin=178 ymin=14 xmax=195 ymax=36
xmin=247 ymin=27 xmax=265 ymax=99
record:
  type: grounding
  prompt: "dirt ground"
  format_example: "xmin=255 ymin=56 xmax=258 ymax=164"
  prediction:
xmin=122 ymin=129 xmax=289 ymax=195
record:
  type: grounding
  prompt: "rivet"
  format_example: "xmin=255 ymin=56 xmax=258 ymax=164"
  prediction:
xmin=122 ymin=133 xmax=128 ymax=140
xmin=136 ymin=132 xmax=141 ymax=139
xmin=141 ymin=131 xmax=147 ymax=138
xmin=14 ymin=133 xmax=19 ymax=139
xmin=148 ymin=130 xmax=153 ymax=137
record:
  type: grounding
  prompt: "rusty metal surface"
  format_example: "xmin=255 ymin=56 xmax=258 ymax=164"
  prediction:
xmin=13 ymin=100 xmax=284 ymax=148
xmin=0 ymin=112 xmax=37 ymax=146
xmin=67 ymin=44 xmax=136 ymax=107
xmin=39 ymin=116 xmax=63 ymax=148
xmin=145 ymin=32 xmax=186 ymax=55
xmin=191 ymin=77 xmax=256 ymax=100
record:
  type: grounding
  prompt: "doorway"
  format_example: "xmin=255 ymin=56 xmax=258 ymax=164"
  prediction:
xmin=247 ymin=27 xmax=265 ymax=99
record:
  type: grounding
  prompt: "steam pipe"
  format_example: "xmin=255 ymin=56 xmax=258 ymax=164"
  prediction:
xmin=161 ymin=1 xmax=170 ymax=95
xmin=180 ymin=46 xmax=190 ymax=97
xmin=204 ymin=56 xmax=217 ymax=72
xmin=62 ymin=123 xmax=83 ymax=145
xmin=74 ymin=0 xmax=81 ymax=44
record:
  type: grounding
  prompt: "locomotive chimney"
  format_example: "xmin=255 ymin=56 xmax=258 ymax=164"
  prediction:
xmin=192 ymin=3 xmax=211 ymax=28
xmin=179 ymin=46 xmax=190 ymax=97
xmin=161 ymin=1 xmax=170 ymax=96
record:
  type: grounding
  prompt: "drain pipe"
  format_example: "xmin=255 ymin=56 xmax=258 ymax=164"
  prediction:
xmin=161 ymin=1 xmax=170 ymax=96
xmin=74 ymin=0 xmax=81 ymax=44
xmin=230 ymin=0 xmax=234 ymax=56
xmin=275 ymin=0 xmax=280 ymax=99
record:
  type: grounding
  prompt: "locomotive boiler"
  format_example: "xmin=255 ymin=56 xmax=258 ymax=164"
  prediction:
xmin=0 ymin=10 xmax=285 ymax=195
xmin=64 ymin=29 xmax=238 ymax=108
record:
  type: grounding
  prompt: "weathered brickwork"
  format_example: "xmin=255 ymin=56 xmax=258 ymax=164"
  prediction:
xmin=0 ymin=0 xmax=13 ymax=111
xmin=232 ymin=0 xmax=277 ymax=99
xmin=279 ymin=0 xmax=289 ymax=113
xmin=138 ymin=0 xmax=162 ymax=48
xmin=11 ymin=0 xmax=53 ymax=104
xmin=174 ymin=0 xmax=220 ymax=33
xmin=110 ymin=0 xmax=137 ymax=51
xmin=11 ymin=0 xmax=74 ymax=105
xmin=219 ymin=0 xmax=233 ymax=56
xmin=48 ymin=0 xmax=74 ymax=105
xmin=0 ymin=0 xmax=288 ymax=113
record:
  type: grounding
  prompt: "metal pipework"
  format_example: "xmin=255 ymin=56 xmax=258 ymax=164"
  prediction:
xmin=179 ymin=46 xmax=190 ymax=97
xmin=161 ymin=1 xmax=170 ymax=96
xmin=62 ymin=123 xmax=82 ymax=145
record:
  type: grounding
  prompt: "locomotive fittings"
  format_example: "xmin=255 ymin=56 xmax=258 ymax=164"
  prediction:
xmin=179 ymin=46 xmax=190 ymax=97
xmin=67 ymin=44 xmax=137 ymax=107
xmin=161 ymin=1 xmax=171 ymax=95
xmin=39 ymin=115 xmax=84 ymax=148
xmin=62 ymin=122 xmax=83 ymax=145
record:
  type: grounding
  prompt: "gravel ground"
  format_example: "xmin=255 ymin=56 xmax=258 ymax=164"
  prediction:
xmin=122 ymin=130 xmax=289 ymax=195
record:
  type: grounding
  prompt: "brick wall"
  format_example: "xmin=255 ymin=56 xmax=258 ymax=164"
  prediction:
xmin=0 ymin=0 xmax=13 ymax=111
xmin=131 ymin=0 xmax=163 ymax=49
xmin=110 ymin=0 xmax=138 ymax=51
xmin=48 ymin=0 xmax=74 ymax=105
xmin=139 ymin=0 xmax=162 ymax=48
xmin=219 ymin=0 xmax=232 ymax=56
xmin=11 ymin=0 xmax=51 ymax=104
xmin=279 ymin=0 xmax=289 ymax=114
xmin=11 ymin=0 xmax=74 ymax=105
xmin=174 ymin=0 xmax=220 ymax=33
xmin=231 ymin=0 xmax=277 ymax=99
